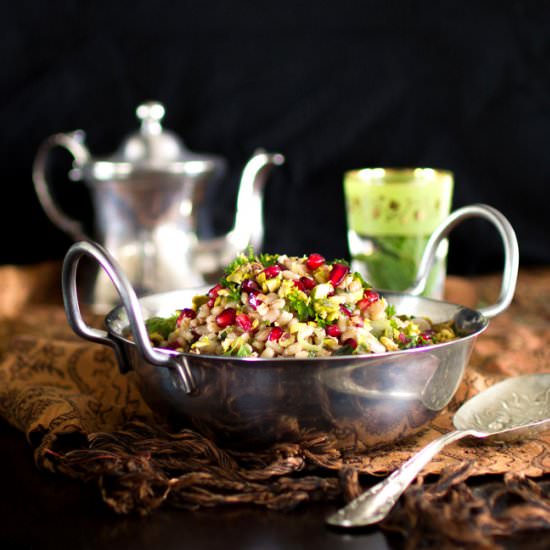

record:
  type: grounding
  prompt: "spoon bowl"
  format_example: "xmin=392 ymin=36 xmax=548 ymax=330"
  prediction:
xmin=326 ymin=373 xmax=550 ymax=528
xmin=453 ymin=373 xmax=550 ymax=439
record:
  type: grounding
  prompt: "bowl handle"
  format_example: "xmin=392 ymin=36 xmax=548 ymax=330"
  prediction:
xmin=406 ymin=204 xmax=519 ymax=319
xmin=62 ymin=241 xmax=195 ymax=393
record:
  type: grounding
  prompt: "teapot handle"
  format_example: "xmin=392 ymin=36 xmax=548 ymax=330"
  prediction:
xmin=406 ymin=203 xmax=519 ymax=319
xmin=32 ymin=131 xmax=91 ymax=241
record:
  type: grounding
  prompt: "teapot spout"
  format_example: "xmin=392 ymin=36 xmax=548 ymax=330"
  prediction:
xmin=228 ymin=149 xmax=285 ymax=253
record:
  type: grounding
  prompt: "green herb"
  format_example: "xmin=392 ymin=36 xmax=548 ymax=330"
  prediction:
xmin=353 ymin=271 xmax=371 ymax=289
xmin=385 ymin=304 xmax=396 ymax=317
xmin=287 ymin=291 xmax=315 ymax=322
xmin=330 ymin=258 xmax=350 ymax=267
xmin=236 ymin=343 xmax=253 ymax=357
xmin=314 ymin=314 xmax=329 ymax=328
xmin=145 ymin=314 xmax=178 ymax=339
xmin=402 ymin=335 xmax=419 ymax=349
xmin=259 ymin=253 xmax=279 ymax=267
xmin=334 ymin=344 xmax=356 ymax=356
xmin=224 ymin=253 xmax=250 ymax=275
xmin=225 ymin=283 xmax=242 ymax=302
xmin=223 ymin=339 xmax=253 ymax=357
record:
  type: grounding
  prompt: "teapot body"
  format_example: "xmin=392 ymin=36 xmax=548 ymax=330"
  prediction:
xmin=89 ymin=171 xmax=208 ymax=308
xmin=33 ymin=102 xmax=284 ymax=311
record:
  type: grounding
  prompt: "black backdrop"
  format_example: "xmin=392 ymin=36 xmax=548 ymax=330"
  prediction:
xmin=2 ymin=0 xmax=549 ymax=275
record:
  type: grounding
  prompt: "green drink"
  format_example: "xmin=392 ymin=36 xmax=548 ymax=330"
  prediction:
xmin=344 ymin=168 xmax=454 ymax=298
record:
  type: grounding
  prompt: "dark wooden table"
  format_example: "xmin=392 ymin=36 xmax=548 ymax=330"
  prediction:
xmin=0 ymin=419 xmax=392 ymax=550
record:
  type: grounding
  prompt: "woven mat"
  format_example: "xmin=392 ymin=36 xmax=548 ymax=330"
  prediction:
xmin=1 ymin=262 xmax=550 ymax=548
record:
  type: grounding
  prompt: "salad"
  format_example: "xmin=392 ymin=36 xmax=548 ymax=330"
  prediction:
xmin=145 ymin=251 xmax=456 ymax=358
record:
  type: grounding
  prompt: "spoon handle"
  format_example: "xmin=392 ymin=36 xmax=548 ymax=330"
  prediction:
xmin=326 ymin=429 xmax=470 ymax=528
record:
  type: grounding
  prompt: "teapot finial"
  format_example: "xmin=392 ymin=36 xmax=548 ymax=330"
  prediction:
xmin=136 ymin=101 xmax=165 ymax=136
xmin=123 ymin=101 xmax=187 ymax=163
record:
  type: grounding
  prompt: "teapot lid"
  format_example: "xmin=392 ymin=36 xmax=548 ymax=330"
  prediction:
xmin=86 ymin=101 xmax=224 ymax=181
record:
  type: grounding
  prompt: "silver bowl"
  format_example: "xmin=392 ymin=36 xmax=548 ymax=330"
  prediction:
xmin=62 ymin=204 xmax=519 ymax=451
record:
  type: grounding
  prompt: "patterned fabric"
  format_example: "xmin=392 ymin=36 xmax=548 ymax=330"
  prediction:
xmin=0 ymin=267 xmax=550 ymax=538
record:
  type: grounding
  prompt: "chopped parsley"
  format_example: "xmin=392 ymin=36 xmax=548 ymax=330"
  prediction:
xmin=223 ymin=254 xmax=249 ymax=275
xmin=287 ymin=291 xmax=315 ymax=322
xmin=313 ymin=314 xmax=330 ymax=328
xmin=236 ymin=343 xmax=253 ymax=357
xmin=224 ymin=283 xmax=242 ymax=302
xmin=353 ymin=271 xmax=372 ymax=289
xmin=330 ymin=258 xmax=351 ymax=267
xmin=259 ymin=253 xmax=279 ymax=267
xmin=334 ymin=343 xmax=357 ymax=356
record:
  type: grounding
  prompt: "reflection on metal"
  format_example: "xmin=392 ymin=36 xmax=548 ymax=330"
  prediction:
xmin=419 ymin=348 xmax=465 ymax=411
xmin=34 ymin=101 xmax=284 ymax=311
xmin=319 ymin=354 xmax=439 ymax=401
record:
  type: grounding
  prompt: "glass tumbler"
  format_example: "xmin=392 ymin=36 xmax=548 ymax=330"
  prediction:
xmin=344 ymin=168 xmax=454 ymax=299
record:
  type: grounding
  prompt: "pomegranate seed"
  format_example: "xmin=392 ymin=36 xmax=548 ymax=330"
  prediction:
xmin=342 ymin=338 xmax=357 ymax=350
xmin=208 ymin=284 xmax=223 ymax=298
xmin=268 ymin=326 xmax=283 ymax=342
xmin=357 ymin=290 xmax=380 ymax=311
xmin=398 ymin=333 xmax=409 ymax=344
xmin=358 ymin=290 xmax=380 ymax=310
xmin=216 ymin=308 xmax=236 ymax=328
xmin=293 ymin=279 xmax=306 ymax=291
xmin=241 ymin=279 xmax=260 ymax=293
xmin=419 ymin=330 xmax=434 ymax=343
xmin=176 ymin=308 xmax=196 ymax=327
xmin=300 ymin=277 xmax=316 ymax=290
xmin=263 ymin=265 xmax=281 ymax=279
xmin=236 ymin=313 xmax=252 ymax=332
xmin=365 ymin=289 xmax=380 ymax=303
xmin=306 ymin=253 xmax=325 ymax=270
xmin=340 ymin=305 xmax=352 ymax=317
xmin=329 ymin=263 xmax=349 ymax=287
xmin=326 ymin=324 xmax=341 ymax=338
xmin=206 ymin=284 xmax=223 ymax=308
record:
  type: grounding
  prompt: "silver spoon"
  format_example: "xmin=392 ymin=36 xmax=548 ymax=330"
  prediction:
xmin=326 ymin=373 xmax=550 ymax=528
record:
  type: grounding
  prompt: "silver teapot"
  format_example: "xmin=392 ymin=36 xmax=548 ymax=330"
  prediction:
xmin=33 ymin=101 xmax=284 ymax=311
